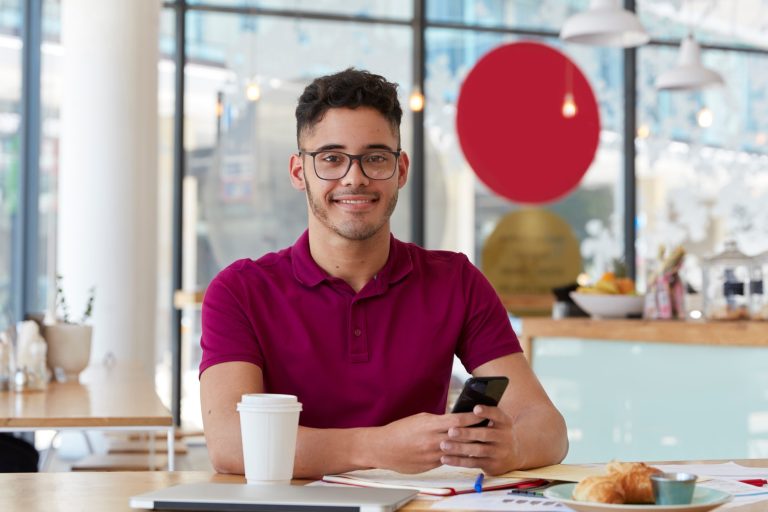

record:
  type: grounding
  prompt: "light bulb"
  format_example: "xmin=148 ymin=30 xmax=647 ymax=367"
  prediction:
xmin=697 ymin=107 xmax=713 ymax=128
xmin=246 ymin=82 xmax=261 ymax=102
xmin=562 ymin=92 xmax=577 ymax=118
xmin=409 ymin=90 xmax=424 ymax=112
xmin=215 ymin=100 xmax=224 ymax=117
xmin=637 ymin=124 xmax=650 ymax=139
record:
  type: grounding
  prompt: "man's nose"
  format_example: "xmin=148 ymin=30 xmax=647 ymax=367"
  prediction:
xmin=341 ymin=158 xmax=370 ymax=186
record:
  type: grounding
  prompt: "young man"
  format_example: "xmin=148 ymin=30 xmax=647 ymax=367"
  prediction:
xmin=200 ymin=69 xmax=567 ymax=478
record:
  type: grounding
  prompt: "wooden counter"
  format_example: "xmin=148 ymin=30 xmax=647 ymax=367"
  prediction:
xmin=518 ymin=318 xmax=768 ymax=363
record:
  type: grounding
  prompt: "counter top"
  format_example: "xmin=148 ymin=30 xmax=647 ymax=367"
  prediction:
xmin=518 ymin=317 xmax=768 ymax=361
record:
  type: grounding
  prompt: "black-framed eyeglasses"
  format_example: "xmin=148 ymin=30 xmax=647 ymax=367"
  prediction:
xmin=299 ymin=149 xmax=401 ymax=181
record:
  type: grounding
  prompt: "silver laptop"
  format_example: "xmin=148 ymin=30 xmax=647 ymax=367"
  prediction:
xmin=130 ymin=483 xmax=417 ymax=512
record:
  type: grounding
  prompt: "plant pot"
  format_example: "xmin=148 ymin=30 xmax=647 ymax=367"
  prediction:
xmin=43 ymin=324 xmax=93 ymax=380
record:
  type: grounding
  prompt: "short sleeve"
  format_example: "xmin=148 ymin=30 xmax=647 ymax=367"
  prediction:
xmin=199 ymin=266 xmax=264 ymax=377
xmin=454 ymin=255 xmax=522 ymax=372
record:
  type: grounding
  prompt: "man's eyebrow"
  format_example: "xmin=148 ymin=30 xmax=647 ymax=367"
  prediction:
xmin=314 ymin=143 xmax=345 ymax=151
xmin=312 ymin=143 xmax=397 ymax=152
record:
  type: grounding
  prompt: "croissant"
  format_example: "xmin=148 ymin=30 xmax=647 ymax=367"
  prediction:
xmin=572 ymin=475 xmax=625 ymax=504
xmin=607 ymin=461 xmax=662 ymax=504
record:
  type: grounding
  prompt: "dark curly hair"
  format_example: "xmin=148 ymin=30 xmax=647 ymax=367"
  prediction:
xmin=295 ymin=68 xmax=402 ymax=147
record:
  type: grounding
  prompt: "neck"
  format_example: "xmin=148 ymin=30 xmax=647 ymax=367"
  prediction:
xmin=307 ymin=223 xmax=391 ymax=293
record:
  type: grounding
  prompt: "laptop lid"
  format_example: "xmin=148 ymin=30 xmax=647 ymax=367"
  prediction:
xmin=129 ymin=483 xmax=418 ymax=512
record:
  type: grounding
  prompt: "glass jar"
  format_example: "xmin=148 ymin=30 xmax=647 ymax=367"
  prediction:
xmin=701 ymin=241 xmax=752 ymax=320
xmin=751 ymin=250 xmax=768 ymax=320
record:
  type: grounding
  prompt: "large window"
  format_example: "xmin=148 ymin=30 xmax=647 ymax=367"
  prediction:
xmin=636 ymin=4 xmax=768 ymax=294
xmin=424 ymin=24 xmax=624 ymax=279
xmin=178 ymin=9 xmax=413 ymax=427
xmin=0 ymin=0 xmax=22 ymax=330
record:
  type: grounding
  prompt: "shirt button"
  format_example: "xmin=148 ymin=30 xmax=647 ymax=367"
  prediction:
xmin=354 ymin=328 xmax=362 ymax=336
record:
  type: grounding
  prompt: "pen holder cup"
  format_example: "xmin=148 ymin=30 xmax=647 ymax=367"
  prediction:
xmin=650 ymin=472 xmax=697 ymax=505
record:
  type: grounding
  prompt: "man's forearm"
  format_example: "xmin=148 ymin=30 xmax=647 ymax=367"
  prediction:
xmin=293 ymin=425 xmax=377 ymax=479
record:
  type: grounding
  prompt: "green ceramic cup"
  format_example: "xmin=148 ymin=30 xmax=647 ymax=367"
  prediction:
xmin=650 ymin=472 xmax=697 ymax=505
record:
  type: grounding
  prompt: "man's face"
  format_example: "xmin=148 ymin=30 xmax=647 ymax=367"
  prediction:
xmin=289 ymin=107 xmax=409 ymax=242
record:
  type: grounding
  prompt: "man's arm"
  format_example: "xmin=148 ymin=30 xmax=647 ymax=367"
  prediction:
xmin=201 ymin=361 xmax=476 ymax=477
xmin=438 ymin=353 xmax=568 ymax=474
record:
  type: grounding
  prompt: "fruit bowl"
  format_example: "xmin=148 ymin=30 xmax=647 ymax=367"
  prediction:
xmin=569 ymin=292 xmax=645 ymax=319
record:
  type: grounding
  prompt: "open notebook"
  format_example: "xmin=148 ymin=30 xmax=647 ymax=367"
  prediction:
xmin=323 ymin=465 xmax=545 ymax=496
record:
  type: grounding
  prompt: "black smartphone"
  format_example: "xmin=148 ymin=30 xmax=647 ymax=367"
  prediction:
xmin=451 ymin=376 xmax=509 ymax=427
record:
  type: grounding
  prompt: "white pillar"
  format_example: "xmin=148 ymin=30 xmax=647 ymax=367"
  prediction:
xmin=59 ymin=0 xmax=159 ymax=372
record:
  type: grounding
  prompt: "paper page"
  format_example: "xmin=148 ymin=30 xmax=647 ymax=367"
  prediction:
xmin=431 ymin=489 xmax=575 ymax=511
xmin=698 ymin=478 xmax=768 ymax=509
xmin=326 ymin=465 xmax=526 ymax=491
xmin=501 ymin=464 xmax=605 ymax=482
xmin=654 ymin=462 xmax=768 ymax=480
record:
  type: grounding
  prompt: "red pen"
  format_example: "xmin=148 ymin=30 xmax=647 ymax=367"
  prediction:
xmin=739 ymin=479 xmax=767 ymax=487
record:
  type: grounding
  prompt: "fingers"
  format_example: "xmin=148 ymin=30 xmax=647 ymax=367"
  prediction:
xmin=472 ymin=405 xmax=507 ymax=425
xmin=439 ymin=439 xmax=496 ymax=458
xmin=441 ymin=411 xmax=482 ymax=430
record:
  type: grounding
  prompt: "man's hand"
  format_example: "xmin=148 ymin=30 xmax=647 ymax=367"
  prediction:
xmin=438 ymin=404 xmax=519 ymax=475
xmin=366 ymin=411 xmax=480 ymax=474
xmin=438 ymin=354 xmax=569 ymax=475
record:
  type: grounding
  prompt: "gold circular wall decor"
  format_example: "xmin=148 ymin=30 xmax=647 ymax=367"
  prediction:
xmin=482 ymin=209 xmax=582 ymax=312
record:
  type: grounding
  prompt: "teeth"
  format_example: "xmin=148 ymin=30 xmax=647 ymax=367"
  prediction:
xmin=337 ymin=199 xmax=371 ymax=204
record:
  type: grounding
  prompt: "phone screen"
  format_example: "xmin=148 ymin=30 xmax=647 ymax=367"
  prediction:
xmin=451 ymin=376 xmax=509 ymax=427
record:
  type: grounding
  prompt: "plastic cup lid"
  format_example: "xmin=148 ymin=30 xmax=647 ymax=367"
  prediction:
xmin=237 ymin=393 xmax=302 ymax=412
xmin=240 ymin=393 xmax=298 ymax=405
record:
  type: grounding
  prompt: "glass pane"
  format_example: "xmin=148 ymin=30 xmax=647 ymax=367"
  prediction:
xmin=427 ymin=0 xmax=585 ymax=33
xmin=156 ymin=5 xmax=177 ymax=416
xmin=0 ymin=0 xmax=21 ymax=330
xmin=638 ymin=0 xmax=768 ymax=50
xmin=37 ymin=0 xmax=61 ymax=317
xmin=425 ymin=29 xmax=624 ymax=284
xmin=636 ymin=44 xmax=768 ymax=296
xmin=187 ymin=0 xmax=413 ymax=20
xmin=181 ymin=10 xmax=413 ymax=428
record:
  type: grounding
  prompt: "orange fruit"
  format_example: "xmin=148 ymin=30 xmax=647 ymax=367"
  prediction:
xmin=616 ymin=278 xmax=635 ymax=294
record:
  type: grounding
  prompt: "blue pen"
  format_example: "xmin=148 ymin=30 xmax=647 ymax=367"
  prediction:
xmin=474 ymin=473 xmax=484 ymax=493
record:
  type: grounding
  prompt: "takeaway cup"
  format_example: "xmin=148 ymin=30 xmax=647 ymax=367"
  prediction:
xmin=237 ymin=393 xmax=303 ymax=484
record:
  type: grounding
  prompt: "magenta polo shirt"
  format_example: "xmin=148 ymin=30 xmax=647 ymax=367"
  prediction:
xmin=200 ymin=230 xmax=521 ymax=429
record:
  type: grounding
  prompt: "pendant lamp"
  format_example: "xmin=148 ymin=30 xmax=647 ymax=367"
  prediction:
xmin=656 ymin=35 xmax=724 ymax=90
xmin=560 ymin=0 xmax=650 ymax=47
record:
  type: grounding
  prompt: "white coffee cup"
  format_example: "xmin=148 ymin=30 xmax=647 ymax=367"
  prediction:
xmin=237 ymin=393 xmax=303 ymax=485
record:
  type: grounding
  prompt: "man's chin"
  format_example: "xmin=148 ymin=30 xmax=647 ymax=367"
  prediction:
xmin=331 ymin=221 xmax=385 ymax=241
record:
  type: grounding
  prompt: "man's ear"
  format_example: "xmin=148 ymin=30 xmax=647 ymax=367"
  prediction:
xmin=397 ymin=150 xmax=410 ymax=190
xmin=289 ymin=153 xmax=306 ymax=190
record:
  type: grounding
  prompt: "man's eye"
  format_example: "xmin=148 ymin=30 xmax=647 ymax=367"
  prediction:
xmin=365 ymin=154 xmax=387 ymax=163
xmin=321 ymin=154 xmax=343 ymax=163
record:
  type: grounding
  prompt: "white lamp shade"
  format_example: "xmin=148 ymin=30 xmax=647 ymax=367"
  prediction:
xmin=656 ymin=36 xmax=725 ymax=90
xmin=560 ymin=0 xmax=650 ymax=47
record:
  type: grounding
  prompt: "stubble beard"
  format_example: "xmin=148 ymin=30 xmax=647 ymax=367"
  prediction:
xmin=304 ymin=171 xmax=398 ymax=241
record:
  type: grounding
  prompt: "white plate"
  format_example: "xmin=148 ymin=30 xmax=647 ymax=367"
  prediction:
xmin=543 ymin=483 xmax=732 ymax=512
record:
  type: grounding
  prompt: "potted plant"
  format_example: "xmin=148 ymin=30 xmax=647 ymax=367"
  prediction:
xmin=43 ymin=275 xmax=95 ymax=380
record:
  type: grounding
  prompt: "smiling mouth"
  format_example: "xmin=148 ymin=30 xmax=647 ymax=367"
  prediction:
xmin=335 ymin=198 xmax=377 ymax=204
xmin=331 ymin=195 xmax=379 ymax=205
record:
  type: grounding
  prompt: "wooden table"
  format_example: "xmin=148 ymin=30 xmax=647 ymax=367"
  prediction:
xmin=0 ymin=460 xmax=767 ymax=510
xmin=0 ymin=363 xmax=175 ymax=469
xmin=518 ymin=318 xmax=768 ymax=363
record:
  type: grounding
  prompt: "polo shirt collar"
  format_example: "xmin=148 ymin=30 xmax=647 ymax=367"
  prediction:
xmin=291 ymin=230 xmax=413 ymax=289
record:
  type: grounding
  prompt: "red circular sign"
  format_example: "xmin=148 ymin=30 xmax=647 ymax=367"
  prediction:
xmin=456 ymin=42 xmax=600 ymax=203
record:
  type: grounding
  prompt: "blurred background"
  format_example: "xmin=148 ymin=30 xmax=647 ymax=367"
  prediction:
xmin=2 ymin=0 xmax=768 ymax=464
